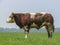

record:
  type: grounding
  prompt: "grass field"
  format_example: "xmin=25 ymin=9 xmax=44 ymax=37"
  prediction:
xmin=0 ymin=32 xmax=60 ymax=45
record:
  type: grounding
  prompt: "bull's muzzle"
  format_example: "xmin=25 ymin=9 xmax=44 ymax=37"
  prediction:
xmin=6 ymin=18 xmax=14 ymax=23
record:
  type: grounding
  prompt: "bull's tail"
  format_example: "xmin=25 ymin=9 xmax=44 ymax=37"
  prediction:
xmin=52 ymin=25 xmax=55 ymax=32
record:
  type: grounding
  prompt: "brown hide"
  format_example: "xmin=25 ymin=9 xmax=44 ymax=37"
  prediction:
xmin=7 ymin=12 xmax=54 ymax=38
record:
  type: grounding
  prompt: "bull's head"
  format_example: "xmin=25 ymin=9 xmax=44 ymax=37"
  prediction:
xmin=6 ymin=12 xmax=15 ymax=23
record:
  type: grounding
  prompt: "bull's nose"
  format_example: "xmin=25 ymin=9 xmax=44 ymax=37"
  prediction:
xmin=6 ymin=21 xmax=9 ymax=23
xmin=6 ymin=20 xmax=9 ymax=23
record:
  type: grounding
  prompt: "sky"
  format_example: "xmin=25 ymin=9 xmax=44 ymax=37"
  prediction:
xmin=0 ymin=0 xmax=60 ymax=28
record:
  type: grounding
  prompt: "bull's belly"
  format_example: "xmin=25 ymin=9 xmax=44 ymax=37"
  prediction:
xmin=30 ymin=23 xmax=40 ymax=29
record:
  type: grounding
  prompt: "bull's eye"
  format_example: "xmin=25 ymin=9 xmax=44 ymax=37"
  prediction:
xmin=9 ymin=16 xmax=13 ymax=19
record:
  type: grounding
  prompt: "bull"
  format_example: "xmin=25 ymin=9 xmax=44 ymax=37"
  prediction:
xmin=6 ymin=12 xmax=54 ymax=38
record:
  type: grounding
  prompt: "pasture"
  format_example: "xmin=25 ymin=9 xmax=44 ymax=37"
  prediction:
xmin=0 ymin=32 xmax=60 ymax=45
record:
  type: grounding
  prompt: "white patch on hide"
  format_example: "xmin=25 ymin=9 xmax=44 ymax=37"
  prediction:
xmin=40 ymin=12 xmax=47 ymax=14
xmin=30 ymin=13 xmax=36 ymax=19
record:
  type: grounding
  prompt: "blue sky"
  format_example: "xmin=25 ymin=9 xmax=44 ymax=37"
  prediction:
xmin=0 ymin=0 xmax=60 ymax=28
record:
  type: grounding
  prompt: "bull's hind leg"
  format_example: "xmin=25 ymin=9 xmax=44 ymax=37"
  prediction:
xmin=45 ymin=23 xmax=54 ymax=38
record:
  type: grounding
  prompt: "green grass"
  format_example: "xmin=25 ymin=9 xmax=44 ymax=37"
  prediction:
xmin=0 ymin=32 xmax=60 ymax=45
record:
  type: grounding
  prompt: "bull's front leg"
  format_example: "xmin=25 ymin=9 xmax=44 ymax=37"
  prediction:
xmin=24 ymin=26 xmax=29 ymax=39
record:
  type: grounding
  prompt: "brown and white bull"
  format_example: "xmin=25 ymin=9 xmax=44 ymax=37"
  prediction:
xmin=6 ymin=12 xmax=54 ymax=38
